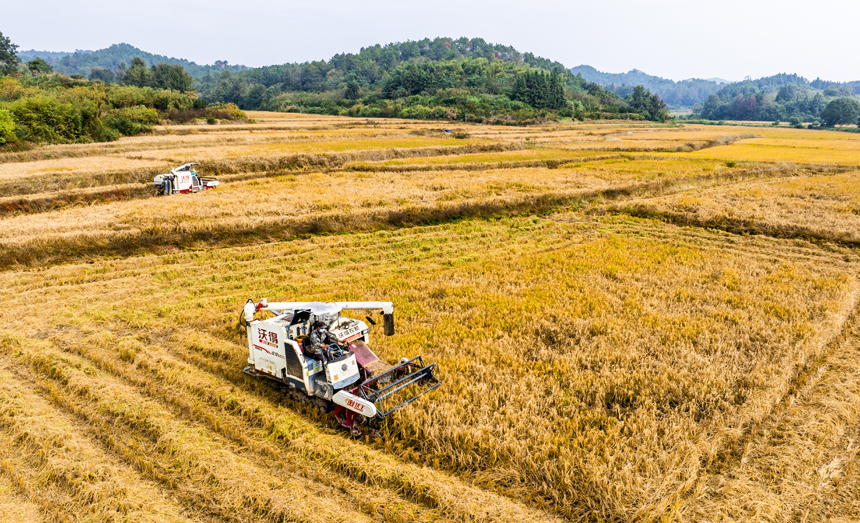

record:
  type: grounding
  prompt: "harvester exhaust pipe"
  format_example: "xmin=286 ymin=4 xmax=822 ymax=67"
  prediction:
xmin=383 ymin=313 xmax=395 ymax=336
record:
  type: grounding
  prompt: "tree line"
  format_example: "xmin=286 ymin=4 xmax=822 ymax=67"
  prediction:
xmin=0 ymin=30 xmax=247 ymax=145
xmin=194 ymin=37 xmax=671 ymax=122
xmin=2 ymin=31 xmax=673 ymax=135
xmin=693 ymin=80 xmax=860 ymax=127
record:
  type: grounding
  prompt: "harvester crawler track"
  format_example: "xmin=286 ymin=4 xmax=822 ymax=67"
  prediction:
xmin=244 ymin=365 xmax=331 ymax=413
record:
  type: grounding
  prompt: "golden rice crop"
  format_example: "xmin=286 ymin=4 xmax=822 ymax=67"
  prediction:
xmin=346 ymin=147 xmax=616 ymax=168
xmin=2 ymin=213 xmax=858 ymax=521
xmin=151 ymin=136 xmax=490 ymax=162
xmin=2 ymin=114 xmax=860 ymax=522
xmin=0 ymin=155 xmax=169 ymax=182
xmin=0 ymin=154 xmax=801 ymax=269
xmin=0 ymin=479 xmax=41 ymax=523
xmin=615 ymin=170 xmax=860 ymax=245
xmin=0 ymin=361 xmax=198 ymax=523
xmin=679 ymin=308 xmax=860 ymax=522
xmin=660 ymin=128 xmax=860 ymax=166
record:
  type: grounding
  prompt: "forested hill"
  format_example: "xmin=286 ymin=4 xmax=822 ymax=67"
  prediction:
xmin=236 ymin=37 xmax=570 ymax=89
xmin=693 ymin=73 xmax=860 ymax=124
xmin=12 ymin=37 xmax=672 ymax=122
xmin=21 ymin=43 xmax=246 ymax=78
xmin=194 ymin=37 xmax=670 ymax=122
xmin=18 ymin=49 xmax=88 ymax=62
xmin=570 ymin=65 xmax=724 ymax=108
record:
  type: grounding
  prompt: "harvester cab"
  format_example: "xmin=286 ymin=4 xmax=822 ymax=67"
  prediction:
xmin=153 ymin=163 xmax=219 ymax=195
xmin=241 ymin=298 xmax=439 ymax=436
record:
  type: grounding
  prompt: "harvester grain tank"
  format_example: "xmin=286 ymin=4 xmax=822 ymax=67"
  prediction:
xmin=153 ymin=163 xmax=219 ymax=195
xmin=240 ymin=298 xmax=439 ymax=436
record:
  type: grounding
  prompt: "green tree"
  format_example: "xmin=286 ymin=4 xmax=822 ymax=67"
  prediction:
xmin=89 ymin=66 xmax=116 ymax=83
xmin=27 ymin=57 xmax=53 ymax=74
xmin=648 ymin=92 xmax=670 ymax=122
xmin=820 ymin=98 xmax=860 ymax=127
xmin=123 ymin=57 xmax=152 ymax=87
xmin=625 ymin=85 xmax=669 ymax=121
xmin=548 ymin=69 xmax=566 ymax=110
xmin=0 ymin=30 xmax=19 ymax=75
xmin=151 ymin=63 xmax=194 ymax=92
xmin=776 ymin=84 xmax=798 ymax=103
xmin=627 ymin=85 xmax=649 ymax=113
xmin=513 ymin=73 xmax=529 ymax=103
xmin=344 ymin=74 xmax=361 ymax=100
xmin=699 ymin=94 xmax=721 ymax=119
xmin=526 ymin=70 xmax=550 ymax=108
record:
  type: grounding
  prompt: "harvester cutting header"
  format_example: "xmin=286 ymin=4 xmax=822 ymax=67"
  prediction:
xmin=241 ymin=298 xmax=439 ymax=436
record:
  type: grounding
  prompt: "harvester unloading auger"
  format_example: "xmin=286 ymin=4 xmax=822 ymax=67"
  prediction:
xmin=240 ymin=299 xmax=439 ymax=437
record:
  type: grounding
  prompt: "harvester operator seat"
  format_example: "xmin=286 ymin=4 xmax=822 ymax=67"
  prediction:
xmin=300 ymin=336 xmax=313 ymax=358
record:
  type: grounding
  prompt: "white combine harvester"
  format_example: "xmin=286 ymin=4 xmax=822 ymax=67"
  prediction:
xmin=241 ymin=298 xmax=439 ymax=436
xmin=153 ymin=163 xmax=219 ymax=195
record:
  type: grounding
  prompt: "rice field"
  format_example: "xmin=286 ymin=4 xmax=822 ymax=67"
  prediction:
xmin=1 ymin=113 xmax=860 ymax=522
xmin=615 ymin=170 xmax=860 ymax=245
xmin=657 ymin=128 xmax=860 ymax=166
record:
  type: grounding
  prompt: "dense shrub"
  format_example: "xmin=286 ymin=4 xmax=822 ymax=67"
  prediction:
xmin=103 ymin=105 xmax=159 ymax=136
xmin=4 ymin=96 xmax=84 ymax=143
xmin=206 ymin=102 xmax=245 ymax=120
xmin=0 ymin=108 xmax=14 ymax=143
xmin=0 ymin=76 xmax=206 ymax=143
xmin=0 ymin=77 xmax=37 ymax=102
xmin=162 ymin=102 xmax=246 ymax=123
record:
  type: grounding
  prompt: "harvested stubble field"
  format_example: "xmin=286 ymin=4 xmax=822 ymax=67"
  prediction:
xmin=1 ymin=113 xmax=860 ymax=523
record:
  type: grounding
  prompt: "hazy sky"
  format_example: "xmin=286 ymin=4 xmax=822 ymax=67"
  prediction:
xmin=5 ymin=0 xmax=860 ymax=82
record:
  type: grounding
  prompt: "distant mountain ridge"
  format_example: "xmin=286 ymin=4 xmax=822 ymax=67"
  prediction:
xmin=570 ymin=65 xmax=860 ymax=108
xmin=18 ymin=49 xmax=92 ymax=62
xmin=570 ymin=65 xmax=723 ymax=107
xmin=19 ymin=43 xmax=245 ymax=77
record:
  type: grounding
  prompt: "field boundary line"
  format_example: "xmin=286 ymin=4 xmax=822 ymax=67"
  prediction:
xmin=612 ymin=205 xmax=860 ymax=248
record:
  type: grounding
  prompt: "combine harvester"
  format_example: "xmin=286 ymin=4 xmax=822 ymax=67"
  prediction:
xmin=241 ymin=298 xmax=439 ymax=436
xmin=153 ymin=163 xmax=219 ymax=195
